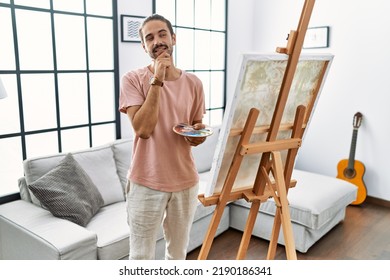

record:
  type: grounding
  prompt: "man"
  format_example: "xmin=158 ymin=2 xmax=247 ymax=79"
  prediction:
xmin=119 ymin=14 xmax=206 ymax=260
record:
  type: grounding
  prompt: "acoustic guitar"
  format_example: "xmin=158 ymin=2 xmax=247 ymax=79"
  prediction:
xmin=336 ymin=112 xmax=367 ymax=205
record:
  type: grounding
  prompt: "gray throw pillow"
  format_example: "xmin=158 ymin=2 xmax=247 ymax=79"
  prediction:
xmin=28 ymin=153 xmax=104 ymax=227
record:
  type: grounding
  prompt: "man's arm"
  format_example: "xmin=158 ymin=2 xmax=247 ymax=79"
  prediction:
xmin=127 ymin=52 xmax=170 ymax=139
xmin=126 ymin=84 xmax=161 ymax=139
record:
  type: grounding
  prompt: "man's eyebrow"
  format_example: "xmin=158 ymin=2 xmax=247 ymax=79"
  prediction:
xmin=144 ymin=29 xmax=168 ymax=40
xmin=145 ymin=33 xmax=153 ymax=40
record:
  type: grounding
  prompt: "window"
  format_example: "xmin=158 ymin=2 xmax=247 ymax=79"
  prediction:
xmin=0 ymin=0 xmax=119 ymax=198
xmin=154 ymin=0 xmax=227 ymax=126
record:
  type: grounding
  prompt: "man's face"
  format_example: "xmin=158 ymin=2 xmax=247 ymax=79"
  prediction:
xmin=141 ymin=20 xmax=176 ymax=59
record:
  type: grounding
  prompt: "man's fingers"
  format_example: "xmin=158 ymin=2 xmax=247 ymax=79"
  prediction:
xmin=193 ymin=123 xmax=205 ymax=130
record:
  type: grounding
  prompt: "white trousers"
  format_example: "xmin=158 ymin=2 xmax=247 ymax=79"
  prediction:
xmin=126 ymin=181 xmax=199 ymax=260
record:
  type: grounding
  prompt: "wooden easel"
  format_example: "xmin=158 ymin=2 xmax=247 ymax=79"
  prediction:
xmin=197 ymin=0 xmax=316 ymax=260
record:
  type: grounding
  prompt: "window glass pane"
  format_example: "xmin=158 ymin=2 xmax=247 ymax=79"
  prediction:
xmin=211 ymin=32 xmax=225 ymax=69
xmin=61 ymin=127 xmax=90 ymax=153
xmin=176 ymin=0 xmax=194 ymax=27
xmin=0 ymin=8 xmax=15 ymax=70
xmin=92 ymin=123 xmax=115 ymax=147
xmin=155 ymin=0 xmax=176 ymax=25
xmin=25 ymin=131 xmax=58 ymax=158
xmin=16 ymin=9 xmax=53 ymax=70
xmin=0 ymin=137 xmax=23 ymax=196
xmin=0 ymin=137 xmax=24 ymax=196
xmin=195 ymin=0 xmax=210 ymax=29
xmin=89 ymin=72 xmax=115 ymax=123
xmin=211 ymin=0 xmax=226 ymax=31
xmin=87 ymin=17 xmax=114 ymax=70
xmin=53 ymin=0 xmax=84 ymax=13
xmin=21 ymin=74 xmax=57 ymax=131
xmin=0 ymin=1 xmax=10 ymax=4
xmin=210 ymin=71 xmax=224 ymax=108
xmin=205 ymin=109 xmax=223 ymax=126
xmin=14 ymin=0 xmax=50 ymax=9
xmin=54 ymin=14 xmax=86 ymax=70
xmin=213 ymin=109 xmax=224 ymax=126
xmin=58 ymin=73 xmax=88 ymax=127
xmin=0 ymin=75 xmax=20 ymax=134
xmin=194 ymin=72 xmax=210 ymax=109
xmin=175 ymin=28 xmax=193 ymax=70
xmin=86 ymin=0 xmax=112 ymax=17
xmin=194 ymin=30 xmax=210 ymax=70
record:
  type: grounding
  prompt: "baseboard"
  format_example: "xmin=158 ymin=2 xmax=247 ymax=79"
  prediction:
xmin=365 ymin=195 xmax=390 ymax=208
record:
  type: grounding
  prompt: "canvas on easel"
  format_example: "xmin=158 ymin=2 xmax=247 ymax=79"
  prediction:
xmin=204 ymin=53 xmax=333 ymax=198
xmin=197 ymin=53 xmax=333 ymax=260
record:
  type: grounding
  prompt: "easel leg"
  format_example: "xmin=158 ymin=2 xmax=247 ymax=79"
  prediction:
xmin=266 ymin=210 xmax=281 ymax=259
xmin=197 ymin=201 xmax=227 ymax=259
xmin=236 ymin=200 xmax=261 ymax=260
xmin=237 ymin=159 xmax=273 ymax=260
xmin=268 ymin=106 xmax=305 ymax=260
xmin=198 ymin=108 xmax=260 ymax=260
xmin=270 ymin=152 xmax=297 ymax=260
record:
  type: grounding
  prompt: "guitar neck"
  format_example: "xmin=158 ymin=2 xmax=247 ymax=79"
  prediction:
xmin=347 ymin=128 xmax=358 ymax=170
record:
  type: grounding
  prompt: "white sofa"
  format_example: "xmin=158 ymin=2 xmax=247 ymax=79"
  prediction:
xmin=0 ymin=127 xmax=357 ymax=259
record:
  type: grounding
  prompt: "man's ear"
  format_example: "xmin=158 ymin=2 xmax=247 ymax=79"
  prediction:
xmin=172 ymin=33 xmax=176 ymax=46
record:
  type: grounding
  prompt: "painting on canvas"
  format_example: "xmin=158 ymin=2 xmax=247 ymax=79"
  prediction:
xmin=204 ymin=53 xmax=333 ymax=197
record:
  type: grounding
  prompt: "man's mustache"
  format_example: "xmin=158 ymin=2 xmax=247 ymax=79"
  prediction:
xmin=153 ymin=43 xmax=169 ymax=53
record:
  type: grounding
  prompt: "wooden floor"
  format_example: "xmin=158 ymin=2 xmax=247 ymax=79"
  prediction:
xmin=187 ymin=202 xmax=390 ymax=260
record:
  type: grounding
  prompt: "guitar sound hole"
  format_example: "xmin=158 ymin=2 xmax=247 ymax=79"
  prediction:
xmin=344 ymin=168 xmax=356 ymax=179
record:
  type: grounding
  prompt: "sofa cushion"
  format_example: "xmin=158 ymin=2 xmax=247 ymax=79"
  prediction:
xmin=28 ymin=153 xmax=104 ymax=227
xmin=86 ymin=202 xmax=129 ymax=260
xmin=192 ymin=126 xmax=220 ymax=173
xmin=23 ymin=143 xmax=124 ymax=206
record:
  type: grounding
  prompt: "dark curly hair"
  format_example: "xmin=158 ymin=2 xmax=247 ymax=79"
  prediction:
xmin=138 ymin=14 xmax=174 ymax=43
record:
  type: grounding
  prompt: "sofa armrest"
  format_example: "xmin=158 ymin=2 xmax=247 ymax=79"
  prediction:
xmin=0 ymin=200 xmax=97 ymax=260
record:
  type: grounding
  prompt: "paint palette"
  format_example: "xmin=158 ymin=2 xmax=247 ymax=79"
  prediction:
xmin=173 ymin=123 xmax=213 ymax=138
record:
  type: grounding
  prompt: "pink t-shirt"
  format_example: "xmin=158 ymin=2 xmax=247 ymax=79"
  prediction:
xmin=119 ymin=67 xmax=205 ymax=192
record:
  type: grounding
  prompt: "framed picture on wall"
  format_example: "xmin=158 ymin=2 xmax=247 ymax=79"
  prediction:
xmin=303 ymin=26 xmax=330 ymax=49
xmin=121 ymin=15 xmax=145 ymax=43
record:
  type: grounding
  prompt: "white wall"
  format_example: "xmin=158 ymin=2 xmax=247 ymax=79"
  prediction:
xmin=226 ymin=0 xmax=257 ymax=98
xmin=250 ymin=0 xmax=390 ymax=201
xmin=118 ymin=0 xmax=390 ymax=202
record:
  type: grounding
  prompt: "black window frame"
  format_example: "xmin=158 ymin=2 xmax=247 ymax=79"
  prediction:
xmin=0 ymin=0 xmax=120 ymax=204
